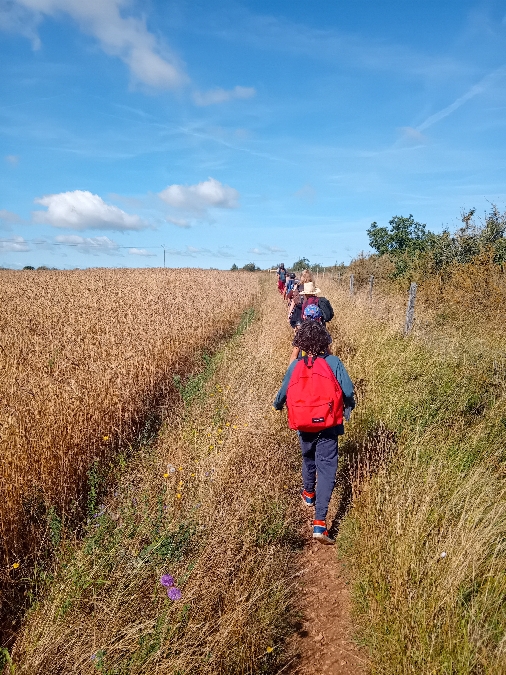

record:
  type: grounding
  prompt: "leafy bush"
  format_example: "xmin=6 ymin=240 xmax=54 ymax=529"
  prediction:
xmin=364 ymin=206 xmax=506 ymax=283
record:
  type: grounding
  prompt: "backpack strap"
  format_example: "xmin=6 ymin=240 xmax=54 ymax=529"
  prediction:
xmin=303 ymin=354 xmax=318 ymax=368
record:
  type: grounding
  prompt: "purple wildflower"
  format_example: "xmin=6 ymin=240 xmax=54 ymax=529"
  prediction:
xmin=167 ymin=586 xmax=182 ymax=601
xmin=160 ymin=574 xmax=175 ymax=587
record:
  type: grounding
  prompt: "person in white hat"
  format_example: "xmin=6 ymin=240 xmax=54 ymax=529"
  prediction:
xmin=299 ymin=282 xmax=334 ymax=327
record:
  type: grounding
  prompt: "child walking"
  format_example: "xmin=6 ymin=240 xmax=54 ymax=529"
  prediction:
xmin=273 ymin=321 xmax=355 ymax=544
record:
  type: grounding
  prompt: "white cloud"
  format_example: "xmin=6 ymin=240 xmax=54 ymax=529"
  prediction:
xmin=294 ymin=184 xmax=316 ymax=202
xmin=193 ymin=85 xmax=256 ymax=106
xmin=167 ymin=245 xmax=233 ymax=258
xmin=399 ymin=127 xmax=427 ymax=144
xmin=159 ymin=177 xmax=239 ymax=212
xmin=0 ymin=209 xmax=21 ymax=224
xmin=54 ymin=234 xmax=119 ymax=255
xmin=33 ymin=190 xmax=148 ymax=231
xmin=165 ymin=216 xmax=191 ymax=228
xmin=5 ymin=155 xmax=20 ymax=166
xmin=129 ymin=247 xmax=156 ymax=257
xmin=249 ymin=244 xmax=286 ymax=255
xmin=9 ymin=0 xmax=187 ymax=89
xmin=0 ymin=236 xmax=30 ymax=252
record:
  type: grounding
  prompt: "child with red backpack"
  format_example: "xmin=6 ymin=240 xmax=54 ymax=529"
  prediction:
xmin=273 ymin=321 xmax=355 ymax=545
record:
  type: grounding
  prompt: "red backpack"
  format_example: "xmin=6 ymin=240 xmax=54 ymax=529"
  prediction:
xmin=286 ymin=356 xmax=344 ymax=432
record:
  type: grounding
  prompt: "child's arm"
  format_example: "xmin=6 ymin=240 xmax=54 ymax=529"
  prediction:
xmin=325 ymin=355 xmax=355 ymax=409
xmin=273 ymin=361 xmax=297 ymax=410
xmin=288 ymin=346 xmax=299 ymax=365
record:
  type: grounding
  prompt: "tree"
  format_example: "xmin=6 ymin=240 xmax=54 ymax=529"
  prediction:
xmin=367 ymin=215 xmax=430 ymax=256
xmin=230 ymin=263 xmax=238 ymax=271
xmin=292 ymin=257 xmax=311 ymax=271
xmin=241 ymin=262 xmax=259 ymax=272
xmin=23 ymin=265 xmax=35 ymax=270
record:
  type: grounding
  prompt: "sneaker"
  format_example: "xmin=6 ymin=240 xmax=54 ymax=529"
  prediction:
xmin=301 ymin=489 xmax=316 ymax=507
xmin=313 ymin=520 xmax=335 ymax=545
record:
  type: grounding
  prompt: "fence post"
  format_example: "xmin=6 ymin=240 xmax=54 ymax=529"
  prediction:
xmin=404 ymin=282 xmax=417 ymax=335
xmin=368 ymin=275 xmax=374 ymax=301
xmin=337 ymin=272 xmax=341 ymax=285
xmin=349 ymin=274 xmax=354 ymax=296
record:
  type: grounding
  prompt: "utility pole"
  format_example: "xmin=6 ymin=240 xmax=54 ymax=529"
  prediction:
xmin=161 ymin=245 xmax=166 ymax=268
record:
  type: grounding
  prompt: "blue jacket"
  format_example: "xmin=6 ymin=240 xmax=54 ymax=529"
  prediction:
xmin=273 ymin=354 xmax=355 ymax=435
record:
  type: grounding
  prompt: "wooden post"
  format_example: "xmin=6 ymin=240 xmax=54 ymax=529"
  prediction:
xmin=349 ymin=274 xmax=354 ymax=296
xmin=404 ymin=282 xmax=417 ymax=334
xmin=368 ymin=275 xmax=374 ymax=301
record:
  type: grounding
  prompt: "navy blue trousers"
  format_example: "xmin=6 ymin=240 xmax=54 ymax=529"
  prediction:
xmin=298 ymin=426 xmax=339 ymax=521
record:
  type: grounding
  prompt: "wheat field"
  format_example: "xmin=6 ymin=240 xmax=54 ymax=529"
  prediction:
xmin=0 ymin=269 xmax=259 ymax=596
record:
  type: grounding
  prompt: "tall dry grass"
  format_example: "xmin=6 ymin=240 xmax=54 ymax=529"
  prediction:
xmin=0 ymin=268 xmax=259 ymax=640
xmin=324 ymin=273 xmax=506 ymax=673
xmin=12 ymin=278 xmax=305 ymax=674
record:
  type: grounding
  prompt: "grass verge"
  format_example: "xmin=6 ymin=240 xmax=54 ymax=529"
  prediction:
xmin=326 ymin=282 xmax=506 ymax=674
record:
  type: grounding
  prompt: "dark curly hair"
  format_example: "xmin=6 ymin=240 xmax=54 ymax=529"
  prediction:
xmin=293 ymin=321 xmax=331 ymax=355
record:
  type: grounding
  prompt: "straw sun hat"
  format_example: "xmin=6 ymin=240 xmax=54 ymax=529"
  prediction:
xmin=299 ymin=281 xmax=321 ymax=295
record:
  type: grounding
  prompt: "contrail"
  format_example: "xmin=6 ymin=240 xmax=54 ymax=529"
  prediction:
xmin=417 ymin=64 xmax=506 ymax=132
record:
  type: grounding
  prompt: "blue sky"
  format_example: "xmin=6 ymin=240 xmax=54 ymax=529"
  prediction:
xmin=1 ymin=0 xmax=506 ymax=269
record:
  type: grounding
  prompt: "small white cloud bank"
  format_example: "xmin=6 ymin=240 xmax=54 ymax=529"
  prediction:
xmin=129 ymin=247 xmax=156 ymax=257
xmin=167 ymin=245 xmax=233 ymax=258
xmin=33 ymin=190 xmax=148 ymax=231
xmin=193 ymin=85 xmax=256 ymax=106
xmin=399 ymin=126 xmax=427 ymax=144
xmin=54 ymin=234 xmax=119 ymax=255
xmin=165 ymin=216 xmax=191 ymax=229
xmin=0 ymin=236 xmax=30 ymax=252
xmin=0 ymin=209 xmax=21 ymax=224
xmin=7 ymin=0 xmax=187 ymax=89
xmin=159 ymin=177 xmax=239 ymax=212
xmin=249 ymin=244 xmax=286 ymax=255
xmin=5 ymin=155 xmax=20 ymax=166
xmin=294 ymin=184 xmax=316 ymax=202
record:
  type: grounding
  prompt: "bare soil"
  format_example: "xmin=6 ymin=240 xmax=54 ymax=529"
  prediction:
xmin=285 ymin=508 xmax=365 ymax=675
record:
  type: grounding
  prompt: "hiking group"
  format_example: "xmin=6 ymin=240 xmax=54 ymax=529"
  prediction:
xmin=273 ymin=264 xmax=355 ymax=545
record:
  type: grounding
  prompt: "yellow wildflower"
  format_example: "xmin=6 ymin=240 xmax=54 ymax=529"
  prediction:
xmin=103 ymin=436 xmax=109 ymax=441
xmin=12 ymin=562 xmax=19 ymax=569
xmin=266 ymin=646 xmax=274 ymax=654
xmin=163 ymin=473 xmax=169 ymax=478
xmin=178 ymin=466 xmax=183 ymax=471
xmin=176 ymin=493 xmax=182 ymax=499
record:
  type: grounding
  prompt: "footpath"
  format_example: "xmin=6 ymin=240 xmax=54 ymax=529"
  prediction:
xmin=13 ymin=279 xmax=364 ymax=674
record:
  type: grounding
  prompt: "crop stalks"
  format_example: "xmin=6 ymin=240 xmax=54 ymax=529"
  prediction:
xmin=0 ymin=268 xmax=260 ymax=648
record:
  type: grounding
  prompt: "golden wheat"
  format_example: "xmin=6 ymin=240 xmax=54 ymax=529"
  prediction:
xmin=0 ymin=268 xmax=259 ymax=571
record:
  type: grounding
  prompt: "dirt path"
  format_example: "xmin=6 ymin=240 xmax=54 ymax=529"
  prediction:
xmin=287 ymin=519 xmax=365 ymax=674
xmin=271 ymin=287 xmax=365 ymax=675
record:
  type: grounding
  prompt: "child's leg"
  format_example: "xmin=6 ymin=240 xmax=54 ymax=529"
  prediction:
xmin=314 ymin=431 xmax=338 ymax=522
xmin=298 ymin=432 xmax=317 ymax=492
